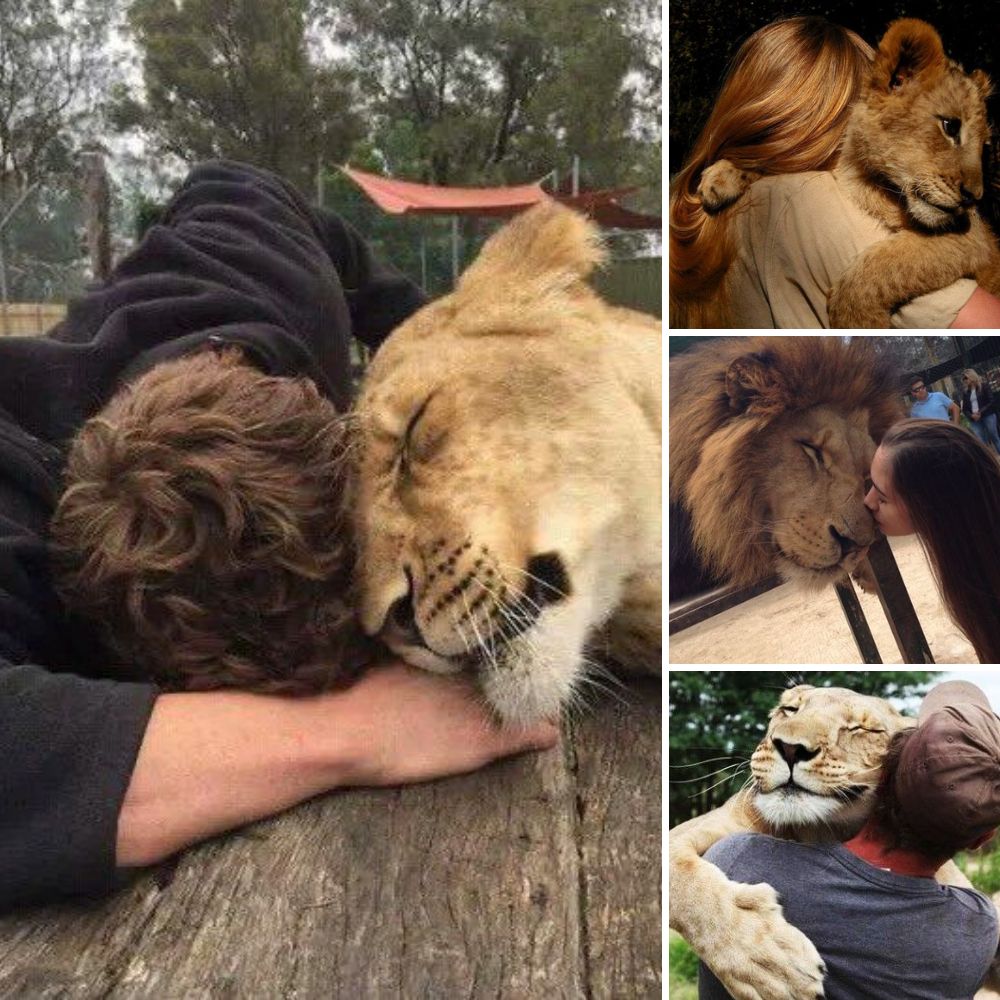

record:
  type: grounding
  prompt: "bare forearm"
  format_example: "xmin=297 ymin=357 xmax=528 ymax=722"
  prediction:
xmin=116 ymin=663 xmax=558 ymax=868
xmin=116 ymin=690 xmax=353 ymax=867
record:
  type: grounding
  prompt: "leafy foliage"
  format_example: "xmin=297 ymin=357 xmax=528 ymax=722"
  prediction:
xmin=0 ymin=0 xmax=119 ymax=300
xmin=668 ymin=671 xmax=939 ymax=828
xmin=120 ymin=0 xmax=362 ymax=193
xmin=326 ymin=0 xmax=659 ymax=205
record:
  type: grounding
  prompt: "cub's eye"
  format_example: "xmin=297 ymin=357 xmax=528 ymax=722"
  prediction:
xmin=797 ymin=441 xmax=824 ymax=469
xmin=848 ymin=725 xmax=884 ymax=734
xmin=779 ymin=705 xmax=799 ymax=716
xmin=940 ymin=117 xmax=962 ymax=140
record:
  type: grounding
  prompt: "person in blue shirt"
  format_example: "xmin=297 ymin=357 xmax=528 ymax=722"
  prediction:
xmin=909 ymin=375 xmax=960 ymax=421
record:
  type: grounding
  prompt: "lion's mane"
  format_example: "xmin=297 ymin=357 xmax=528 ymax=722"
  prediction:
xmin=669 ymin=336 xmax=902 ymax=599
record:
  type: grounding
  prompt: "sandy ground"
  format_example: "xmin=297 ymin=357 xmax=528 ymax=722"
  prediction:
xmin=669 ymin=534 xmax=979 ymax=665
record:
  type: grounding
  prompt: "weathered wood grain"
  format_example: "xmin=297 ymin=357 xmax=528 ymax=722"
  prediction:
xmin=0 ymin=681 xmax=661 ymax=1000
xmin=572 ymin=679 xmax=662 ymax=1000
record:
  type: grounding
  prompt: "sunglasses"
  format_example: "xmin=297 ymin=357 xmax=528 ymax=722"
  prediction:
xmin=912 ymin=384 xmax=926 ymax=391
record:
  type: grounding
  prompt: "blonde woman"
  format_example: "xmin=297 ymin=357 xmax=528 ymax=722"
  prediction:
xmin=669 ymin=17 xmax=1000 ymax=329
xmin=961 ymin=369 xmax=1000 ymax=453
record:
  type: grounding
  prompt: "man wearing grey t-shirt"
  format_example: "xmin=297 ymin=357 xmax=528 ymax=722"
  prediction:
xmin=699 ymin=682 xmax=1000 ymax=1000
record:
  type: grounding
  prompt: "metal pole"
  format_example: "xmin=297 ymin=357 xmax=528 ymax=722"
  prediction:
xmin=834 ymin=580 xmax=882 ymax=663
xmin=420 ymin=228 xmax=427 ymax=291
xmin=0 ymin=238 xmax=7 ymax=337
xmin=316 ymin=154 xmax=323 ymax=206
xmin=572 ymin=155 xmax=579 ymax=197
xmin=451 ymin=216 xmax=459 ymax=286
xmin=864 ymin=537 xmax=935 ymax=663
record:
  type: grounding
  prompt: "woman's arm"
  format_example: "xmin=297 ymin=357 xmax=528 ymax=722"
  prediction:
xmin=950 ymin=286 xmax=1000 ymax=328
xmin=117 ymin=661 xmax=558 ymax=867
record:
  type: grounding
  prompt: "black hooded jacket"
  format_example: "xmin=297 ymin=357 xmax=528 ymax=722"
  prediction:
xmin=0 ymin=160 xmax=425 ymax=909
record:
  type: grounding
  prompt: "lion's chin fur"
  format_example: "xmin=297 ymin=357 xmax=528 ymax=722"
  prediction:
xmin=753 ymin=786 xmax=873 ymax=839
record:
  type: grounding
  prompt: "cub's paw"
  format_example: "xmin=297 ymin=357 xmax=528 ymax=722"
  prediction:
xmin=707 ymin=882 xmax=826 ymax=1000
xmin=827 ymin=281 xmax=892 ymax=329
xmin=697 ymin=160 xmax=757 ymax=213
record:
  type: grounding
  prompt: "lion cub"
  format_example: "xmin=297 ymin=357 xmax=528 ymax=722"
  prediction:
xmin=699 ymin=18 xmax=1000 ymax=327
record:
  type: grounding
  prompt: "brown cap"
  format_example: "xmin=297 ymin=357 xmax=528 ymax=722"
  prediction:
xmin=895 ymin=681 xmax=1000 ymax=848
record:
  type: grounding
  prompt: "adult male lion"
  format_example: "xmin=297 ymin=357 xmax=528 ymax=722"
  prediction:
xmin=699 ymin=19 xmax=1000 ymax=328
xmin=669 ymin=336 xmax=901 ymax=601
xmin=352 ymin=202 xmax=661 ymax=725
xmin=669 ymin=684 xmax=985 ymax=1000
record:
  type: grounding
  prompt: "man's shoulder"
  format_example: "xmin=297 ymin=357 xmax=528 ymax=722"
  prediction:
xmin=704 ymin=832 xmax=816 ymax=867
xmin=930 ymin=391 xmax=952 ymax=404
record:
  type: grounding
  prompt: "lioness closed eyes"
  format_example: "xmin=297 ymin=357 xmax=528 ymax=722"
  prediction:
xmin=352 ymin=202 xmax=661 ymax=725
xmin=700 ymin=18 xmax=1000 ymax=328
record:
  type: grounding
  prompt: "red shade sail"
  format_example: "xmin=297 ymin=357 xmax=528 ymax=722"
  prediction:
xmin=339 ymin=166 xmax=661 ymax=230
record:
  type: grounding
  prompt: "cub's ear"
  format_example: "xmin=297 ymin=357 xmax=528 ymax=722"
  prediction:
xmin=972 ymin=68 xmax=993 ymax=101
xmin=724 ymin=351 xmax=791 ymax=417
xmin=872 ymin=18 xmax=946 ymax=93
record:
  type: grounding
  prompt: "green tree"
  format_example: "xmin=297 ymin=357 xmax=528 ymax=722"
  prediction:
xmin=668 ymin=671 xmax=939 ymax=828
xmin=0 ymin=0 xmax=118 ymax=302
xmin=119 ymin=0 xmax=362 ymax=194
xmin=326 ymin=0 xmax=659 ymax=194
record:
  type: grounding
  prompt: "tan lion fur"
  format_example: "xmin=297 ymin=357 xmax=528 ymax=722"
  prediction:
xmin=669 ymin=685 xmax=945 ymax=1000
xmin=669 ymin=337 xmax=902 ymax=591
xmin=700 ymin=19 xmax=1000 ymax=327
xmin=352 ymin=201 xmax=661 ymax=725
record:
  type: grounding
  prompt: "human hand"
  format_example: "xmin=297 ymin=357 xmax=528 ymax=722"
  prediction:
xmin=333 ymin=661 xmax=559 ymax=787
xmin=973 ymin=412 xmax=981 ymax=421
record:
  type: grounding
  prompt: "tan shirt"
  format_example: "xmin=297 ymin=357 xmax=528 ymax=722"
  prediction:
xmin=726 ymin=171 xmax=977 ymax=328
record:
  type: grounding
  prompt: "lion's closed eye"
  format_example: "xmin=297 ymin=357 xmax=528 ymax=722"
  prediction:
xmin=398 ymin=394 xmax=448 ymax=473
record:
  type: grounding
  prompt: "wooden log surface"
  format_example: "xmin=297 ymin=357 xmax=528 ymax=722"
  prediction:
xmin=0 ymin=679 xmax=660 ymax=999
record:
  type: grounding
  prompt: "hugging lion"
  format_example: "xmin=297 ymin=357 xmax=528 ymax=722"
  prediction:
xmin=352 ymin=202 xmax=661 ymax=725
xmin=669 ymin=684 xmax=995 ymax=1000
xmin=669 ymin=336 xmax=901 ymax=601
xmin=700 ymin=18 xmax=1000 ymax=328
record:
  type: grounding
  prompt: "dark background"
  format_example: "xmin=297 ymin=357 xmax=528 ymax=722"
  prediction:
xmin=669 ymin=1 xmax=1000 ymax=177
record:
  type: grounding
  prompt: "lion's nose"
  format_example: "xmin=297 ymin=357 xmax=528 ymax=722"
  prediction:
xmin=384 ymin=570 xmax=426 ymax=647
xmin=829 ymin=525 xmax=862 ymax=558
xmin=772 ymin=738 xmax=820 ymax=768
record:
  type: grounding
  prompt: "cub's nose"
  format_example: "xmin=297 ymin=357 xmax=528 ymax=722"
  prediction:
xmin=959 ymin=184 xmax=980 ymax=208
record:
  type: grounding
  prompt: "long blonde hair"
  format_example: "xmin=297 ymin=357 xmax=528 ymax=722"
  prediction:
xmin=669 ymin=17 xmax=874 ymax=327
xmin=963 ymin=368 xmax=983 ymax=391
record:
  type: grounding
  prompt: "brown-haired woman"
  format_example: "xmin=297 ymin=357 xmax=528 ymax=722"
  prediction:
xmin=669 ymin=16 xmax=1000 ymax=329
xmin=864 ymin=420 xmax=1000 ymax=663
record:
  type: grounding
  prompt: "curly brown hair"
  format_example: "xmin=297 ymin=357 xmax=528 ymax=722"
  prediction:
xmin=50 ymin=347 xmax=373 ymax=693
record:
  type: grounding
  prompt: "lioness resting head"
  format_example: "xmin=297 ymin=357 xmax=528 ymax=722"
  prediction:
xmin=352 ymin=202 xmax=661 ymax=725
xmin=669 ymin=684 xmax=988 ymax=1000
xmin=699 ymin=18 xmax=1000 ymax=328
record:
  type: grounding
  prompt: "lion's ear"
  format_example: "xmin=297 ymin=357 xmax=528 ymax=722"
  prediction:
xmin=724 ymin=352 xmax=791 ymax=417
xmin=972 ymin=68 xmax=993 ymax=101
xmin=872 ymin=18 xmax=946 ymax=94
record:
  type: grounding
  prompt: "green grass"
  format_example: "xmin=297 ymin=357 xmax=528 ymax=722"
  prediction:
xmin=957 ymin=840 xmax=1000 ymax=894
xmin=669 ymin=931 xmax=699 ymax=998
